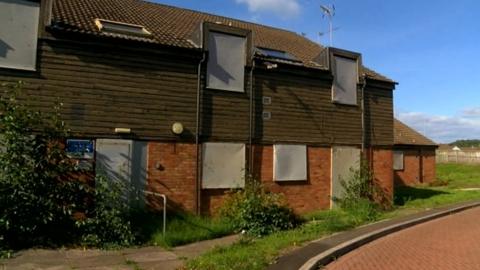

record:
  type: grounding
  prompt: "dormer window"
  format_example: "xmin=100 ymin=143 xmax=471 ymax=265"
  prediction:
xmin=206 ymin=31 xmax=247 ymax=92
xmin=332 ymin=55 xmax=358 ymax=105
xmin=94 ymin=19 xmax=151 ymax=37
xmin=0 ymin=0 xmax=40 ymax=71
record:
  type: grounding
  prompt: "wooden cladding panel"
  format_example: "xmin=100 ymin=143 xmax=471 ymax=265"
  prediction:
xmin=254 ymin=72 xmax=362 ymax=145
xmin=364 ymin=86 xmax=394 ymax=146
xmin=0 ymin=39 xmax=395 ymax=145
xmin=0 ymin=39 xmax=199 ymax=139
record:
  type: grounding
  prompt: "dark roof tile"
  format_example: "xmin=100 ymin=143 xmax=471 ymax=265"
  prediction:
xmin=51 ymin=0 xmax=393 ymax=82
xmin=394 ymin=119 xmax=437 ymax=146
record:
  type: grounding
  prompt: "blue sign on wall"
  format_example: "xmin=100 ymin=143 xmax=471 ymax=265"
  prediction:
xmin=66 ymin=139 xmax=94 ymax=159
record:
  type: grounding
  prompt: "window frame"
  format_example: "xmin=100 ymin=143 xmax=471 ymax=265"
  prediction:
xmin=393 ymin=150 xmax=405 ymax=171
xmin=203 ymin=22 xmax=252 ymax=93
xmin=0 ymin=0 xmax=40 ymax=71
xmin=94 ymin=18 xmax=152 ymax=37
xmin=331 ymin=54 xmax=359 ymax=106
xmin=201 ymin=142 xmax=246 ymax=189
xmin=273 ymin=144 xmax=308 ymax=182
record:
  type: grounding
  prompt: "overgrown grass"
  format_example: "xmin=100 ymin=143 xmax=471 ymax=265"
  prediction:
xmin=186 ymin=163 xmax=480 ymax=270
xmin=436 ymin=163 xmax=480 ymax=188
xmin=132 ymin=211 xmax=235 ymax=248
xmin=187 ymin=209 xmax=372 ymax=270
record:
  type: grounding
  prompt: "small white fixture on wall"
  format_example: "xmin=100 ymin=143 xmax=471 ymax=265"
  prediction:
xmin=171 ymin=122 xmax=184 ymax=135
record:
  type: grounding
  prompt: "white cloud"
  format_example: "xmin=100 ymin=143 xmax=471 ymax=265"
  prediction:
xmin=396 ymin=111 xmax=480 ymax=144
xmin=462 ymin=107 xmax=480 ymax=118
xmin=236 ymin=0 xmax=301 ymax=18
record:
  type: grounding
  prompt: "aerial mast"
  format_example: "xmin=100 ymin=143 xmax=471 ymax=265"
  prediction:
xmin=320 ymin=4 xmax=335 ymax=46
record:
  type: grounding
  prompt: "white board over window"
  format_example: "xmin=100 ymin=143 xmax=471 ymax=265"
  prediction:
xmin=393 ymin=150 xmax=404 ymax=170
xmin=206 ymin=32 xmax=246 ymax=92
xmin=332 ymin=56 xmax=358 ymax=105
xmin=202 ymin=142 xmax=245 ymax=189
xmin=0 ymin=0 xmax=40 ymax=70
xmin=274 ymin=144 xmax=307 ymax=181
xmin=331 ymin=146 xmax=361 ymax=207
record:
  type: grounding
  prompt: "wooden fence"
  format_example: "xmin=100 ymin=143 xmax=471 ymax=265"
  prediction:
xmin=436 ymin=151 xmax=480 ymax=164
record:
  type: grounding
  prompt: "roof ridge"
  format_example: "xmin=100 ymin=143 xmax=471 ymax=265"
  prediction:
xmin=50 ymin=0 xmax=395 ymax=82
xmin=139 ymin=0 xmax=309 ymax=39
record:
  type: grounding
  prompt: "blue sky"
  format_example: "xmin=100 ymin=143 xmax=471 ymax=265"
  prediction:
xmin=153 ymin=0 xmax=480 ymax=143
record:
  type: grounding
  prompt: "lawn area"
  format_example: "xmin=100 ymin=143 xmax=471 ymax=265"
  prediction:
xmin=185 ymin=163 xmax=480 ymax=270
xmin=132 ymin=211 xmax=235 ymax=248
xmin=436 ymin=163 xmax=480 ymax=188
xmin=384 ymin=163 xmax=480 ymax=219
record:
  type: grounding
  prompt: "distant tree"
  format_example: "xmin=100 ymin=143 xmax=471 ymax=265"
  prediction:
xmin=449 ymin=139 xmax=480 ymax=148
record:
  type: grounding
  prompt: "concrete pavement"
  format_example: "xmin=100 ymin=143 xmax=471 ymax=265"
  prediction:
xmin=0 ymin=235 xmax=239 ymax=270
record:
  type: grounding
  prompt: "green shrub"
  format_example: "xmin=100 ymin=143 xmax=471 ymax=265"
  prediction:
xmin=219 ymin=180 xmax=300 ymax=236
xmin=0 ymin=82 xmax=83 ymax=247
xmin=0 ymin=82 xmax=134 ymax=249
xmin=76 ymin=175 xmax=135 ymax=247
xmin=335 ymin=160 xmax=384 ymax=223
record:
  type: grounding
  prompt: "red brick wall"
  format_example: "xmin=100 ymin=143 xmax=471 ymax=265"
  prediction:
xmin=369 ymin=148 xmax=394 ymax=204
xmin=394 ymin=149 xmax=420 ymax=186
xmin=252 ymin=145 xmax=331 ymax=214
xmin=145 ymin=142 xmax=398 ymax=215
xmin=147 ymin=142 xmax=197 ymax=212
xmin=200 ymin=189 xmax=231 ymax=216
xmin=394 ymin=147 xmax=436 ymax=186
xmin=422 ymin=149 xmax=436 ymax=184
xmin=197 ymin=145 xmax=332 ymax=215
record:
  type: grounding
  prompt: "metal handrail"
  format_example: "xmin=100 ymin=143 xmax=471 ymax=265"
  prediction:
xmin=143 ymin=191 xmax=167 ymax=236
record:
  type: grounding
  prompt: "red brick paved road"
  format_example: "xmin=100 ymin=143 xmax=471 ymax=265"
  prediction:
xmin=325 ymin=207 xmax=480 ymax=270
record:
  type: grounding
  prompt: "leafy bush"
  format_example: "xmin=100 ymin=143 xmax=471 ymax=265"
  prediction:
xmin=76 ymin=175 xmax=135 ymax=247
xmin=219 ymin=180 xmax=300 ymax=236
xmin=335 ymin=160 xmax=385 ymax=223
xmin=0 ymin=82 xmax=82 ymax=247
xmin=0 ymin=82 xmax=134 ymax=249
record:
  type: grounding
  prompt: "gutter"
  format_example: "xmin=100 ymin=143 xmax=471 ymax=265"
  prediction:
xmin=195 ymin=51 xmax=206 ymax=215
xmin=248 ymin=60 xmax=256 ymax=177
xmin=361 ymin=75 xmax=367 ymax=154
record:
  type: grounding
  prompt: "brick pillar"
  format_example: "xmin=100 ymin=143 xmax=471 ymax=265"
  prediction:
xmin=147 ymin=142 xmax=197 ymax=213
xmin=368 ymin=148 xmax=394 ymax=204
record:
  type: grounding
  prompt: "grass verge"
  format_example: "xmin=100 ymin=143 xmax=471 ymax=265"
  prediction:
xmin=132 ymin=211 xmax=235 ymax=248
xmin=187 ymin=209 xmax=371 ymax=270
xmin=186 ymin=163 xmax=480 ymax=270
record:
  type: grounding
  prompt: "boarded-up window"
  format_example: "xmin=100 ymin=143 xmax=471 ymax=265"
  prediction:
xmin=393 ymin=151 xmax=404 ymax=170
xmin=274 ymin=144 xmax=307 ymax=181
xmin=96 ymin=139 xmax=148 ymax=205
xmin=206 ymin=32 xmax=246 ymax=92
xmin=332 ymin=56 xmax=358 ymax=105
xmin=0 ymin=0 xmax=40 ymax=70
xmin=202 ymin=142 xmax=245 ymax=189
xmin=331 ymin=146 xmax=361 ymax=207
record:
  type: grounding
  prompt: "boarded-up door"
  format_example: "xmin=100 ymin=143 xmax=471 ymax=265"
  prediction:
xmin=331 ymin=146 xmax=361 ymax=208
xmin=96 ymin=139 xmax=147 ymax=205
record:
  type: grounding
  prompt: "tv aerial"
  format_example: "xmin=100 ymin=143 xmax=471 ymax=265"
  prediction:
xmin=320 ymin=4 xmax=335 ymax=46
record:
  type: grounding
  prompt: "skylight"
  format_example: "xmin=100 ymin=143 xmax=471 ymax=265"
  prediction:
xmin=94 ymin=19 xmax=151 ymax=37
xmin=256 ymin=47 xmax=299 ymax=62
